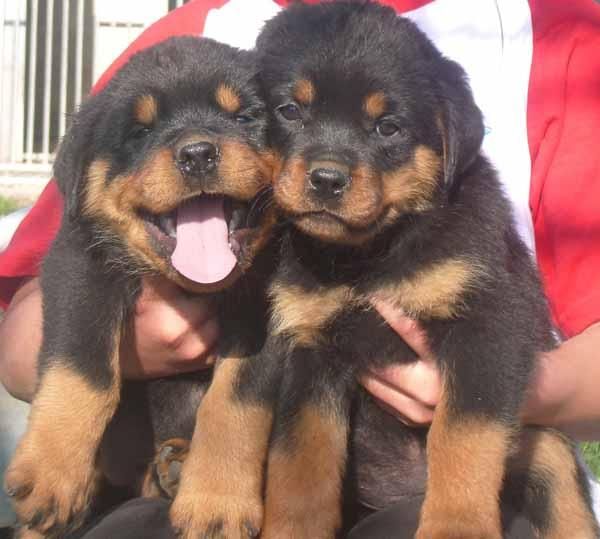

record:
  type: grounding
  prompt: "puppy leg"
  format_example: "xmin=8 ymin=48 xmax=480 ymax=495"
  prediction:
xmin=505 ymin=428 xmax=598 ymax=539
xmin=5 ymin=361 xmax=121 ymax=537
xmin=413 ymin=313 xmax=546 ymax=539
xmin=170 ymin=355 xmax=274 ymax=539
xmin=5 ymin=237 xmax=125 ymax=536
xmin=262 ymin=348 xmax=352 ymax=539
xmin=415 ymin=393 xmax=510 ymax=539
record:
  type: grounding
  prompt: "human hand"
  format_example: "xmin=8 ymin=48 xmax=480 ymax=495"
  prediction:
xmin=120 ymin=275 xmax=220 ymax=378
xmin=359 ymin=300 xmax=442 ymax=426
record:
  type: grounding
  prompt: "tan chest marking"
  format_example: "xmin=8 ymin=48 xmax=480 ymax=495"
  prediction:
xmin=373 ymin=257 xmax=486 ymax=319
xmin=270 ymin=283 xmax=355 ymax=347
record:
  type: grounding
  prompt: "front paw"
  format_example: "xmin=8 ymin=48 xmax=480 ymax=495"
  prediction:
xmin=153 ymin=438 xmax=190 ymax=499
xmin=5 ymin=438 xmax=99 ymax=536
xmin=170 ymin=492 xmax=262 ymax=539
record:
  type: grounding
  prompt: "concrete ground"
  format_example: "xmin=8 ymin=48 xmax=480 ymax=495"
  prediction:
xmin=0 ymin=175 xmax=47 ymax=206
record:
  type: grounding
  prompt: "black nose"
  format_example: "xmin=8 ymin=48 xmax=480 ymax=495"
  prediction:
xmin=309 ymin=168 xmax=350 ymax=200
xmin=177 ymin=142 xmax=218 ymax=175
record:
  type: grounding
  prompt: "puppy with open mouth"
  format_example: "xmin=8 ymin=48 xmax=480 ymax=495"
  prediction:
xmin=4 ymin=35 xmax=277 ymax=538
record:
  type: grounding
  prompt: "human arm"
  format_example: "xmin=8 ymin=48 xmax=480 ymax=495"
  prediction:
xmin=522 ymin=321 xmax=600 ymax=440
xmin=0 ymin=276 xmax=219 ymax=402
xmin=0 ymin=278 xmax=42 ymax=401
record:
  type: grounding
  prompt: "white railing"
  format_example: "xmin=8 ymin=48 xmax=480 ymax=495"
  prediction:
xmin=0 ymin=0 xmax=183 ymax=180
xmin=0 ymin=1 xmax=27 ymax=171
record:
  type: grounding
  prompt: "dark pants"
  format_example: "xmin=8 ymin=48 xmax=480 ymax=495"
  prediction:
xmin=71 ymin=497 xmax=536 ymax=538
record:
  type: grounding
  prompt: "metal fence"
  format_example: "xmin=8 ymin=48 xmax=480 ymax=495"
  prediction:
xmin=0 ymin=0 xmax=187 ymax=178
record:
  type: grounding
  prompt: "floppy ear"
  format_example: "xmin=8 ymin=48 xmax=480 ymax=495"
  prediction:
xmin=53 ymin=99 xmax=99 ymax=221
xmin=436 ymin=58 xmax=485 ymax=188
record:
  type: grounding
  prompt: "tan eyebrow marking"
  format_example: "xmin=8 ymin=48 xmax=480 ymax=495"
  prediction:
xmin=215 ymin=83 xmax=241 ymax=114
xmin=134 ymin=95 xmax=158 ymax=125
xmin=363 ymin=91 xmax=386 ymax=119
xmin=294 ymin=79 xmax=316 ymax=105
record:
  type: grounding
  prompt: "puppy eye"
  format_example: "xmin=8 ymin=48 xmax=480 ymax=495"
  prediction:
xmin=277 ymin=103 xmax=302 ymax=121
xmin=130 ymin=124 xmax=153 ymax=140
xmin=235 ymin=114 xmax=254 ymax=124
xmin=375 ymin=120 xmax=400 ymax=137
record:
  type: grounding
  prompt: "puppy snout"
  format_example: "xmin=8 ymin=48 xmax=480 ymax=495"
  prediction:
xmin=308 ymin=161 xmax=351 ymax=201
xmin=176 ymin=141 xmax=219 ymax=176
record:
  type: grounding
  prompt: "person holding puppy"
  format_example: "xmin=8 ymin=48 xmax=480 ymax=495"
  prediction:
xmin=1 ymin=0 xmax=599 ymax=536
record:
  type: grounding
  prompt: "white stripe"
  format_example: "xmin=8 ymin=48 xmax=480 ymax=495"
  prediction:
xmin=59 ymin=0 xmax=70 ymax=139
xmin=74 ymin=0 xmax=84 ymax=107
xmin=406 ymin=0 xmax=535 ymax=254
xmin=41 ymin=0 xmax=54 ymax=164
xmin=25 ymin=0 xmax=38 ymax=164
xmin=202 ymin=0 xmax=281 ymax=50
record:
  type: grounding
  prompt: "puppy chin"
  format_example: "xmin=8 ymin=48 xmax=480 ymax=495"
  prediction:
xmin=293 ymin=213 xmax=373 ymax=246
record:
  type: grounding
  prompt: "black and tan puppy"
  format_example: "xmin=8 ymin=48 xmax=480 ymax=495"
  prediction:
xmin=4 ymin=36 xmax=276 ymax=538
xmin=249 ymin=3 xmax=597 ymax=538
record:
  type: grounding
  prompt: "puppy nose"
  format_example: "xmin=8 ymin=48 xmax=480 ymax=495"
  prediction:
xmin=309 ymin=168 xmax=350 ymax=200
xmin=177 ymin=141 xmax=218 ymax=175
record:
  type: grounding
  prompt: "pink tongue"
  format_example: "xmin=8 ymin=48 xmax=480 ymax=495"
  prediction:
xmin=171 ymin=197 xmax=237 ymax=284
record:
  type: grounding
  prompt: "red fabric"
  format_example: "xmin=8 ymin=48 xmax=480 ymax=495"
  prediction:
xmin=528 ymin=0 xmax=600 ymax=336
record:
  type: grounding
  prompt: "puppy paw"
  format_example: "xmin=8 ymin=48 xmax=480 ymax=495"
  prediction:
xmin=153 ymin=438 xmax=190 ymax=499
xmin=5 ymin=436 xmax=99 ymax=535
xmin=170 ymin=492 xmax=262 ymax=539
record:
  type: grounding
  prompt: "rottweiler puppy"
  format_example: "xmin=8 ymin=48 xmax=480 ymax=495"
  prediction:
xmin=4 ymin=36 xmax=276 ymax=538
xmin=247 ymin=3 xmax=596 ymax=538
